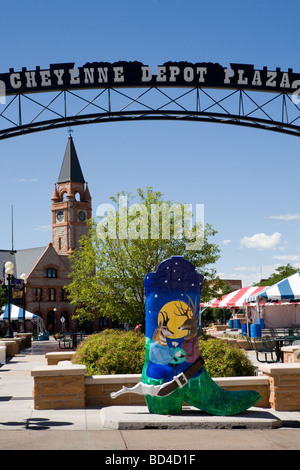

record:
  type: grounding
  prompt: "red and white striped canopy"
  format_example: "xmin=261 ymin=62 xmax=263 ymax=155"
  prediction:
xmin=201 ymin=286 xmax=266 ymax=308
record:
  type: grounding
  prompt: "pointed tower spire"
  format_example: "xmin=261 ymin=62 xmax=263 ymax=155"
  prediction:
xmin=52 ymin=136 xmax=92 ymax=255
xmin=51 ymin=184 xmax=59 ymax=202
xmin=58 ymin=136 xmax=85 ymax=184
xmin=84 ymin=182 xmax=92 ymax=202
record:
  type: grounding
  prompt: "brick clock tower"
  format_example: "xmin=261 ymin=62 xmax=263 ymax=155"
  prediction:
xmin=51 ymin=136 xmax=92 ymax=254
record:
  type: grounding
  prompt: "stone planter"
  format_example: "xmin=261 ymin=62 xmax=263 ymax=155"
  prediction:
xmin=0 ymin=341 xmax=6 ymax=363
xmin=226 ymin=338 xmax=239 ymax=347
xmin=259 ymin=363 xmax=300 ymax=411
xmin=281 ymin=345 xmax=300 ymax=363
xmin=220 ymin=337 xmax=250 ymax=350
xmin=31 ymin=363 xmax=86 ymax=410
xmin=236 ymin=339 xmax=251 ymax=350
xmin=16 ymin=333 xmax=32 ymax=348
xmin=220 ymin=337 xmax=230 ymax=344
xmin=1 ymin=339 xmax=18 ymax=356
xmin=213 ymin=325 xmax=228 ymax=331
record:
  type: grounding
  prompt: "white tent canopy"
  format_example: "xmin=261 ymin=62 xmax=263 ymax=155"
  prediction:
xmin=0 ymin=304 xmax=45 ymax=333
xmin=245 ymin=271 xmax=300 ymax=328
xmin=0 ymin=304 xmax=38 ymax=321
xmin=245 ymin=271 xmax=300 ymax=303
xmin=201 ymin=286 xmax=266 ymax=308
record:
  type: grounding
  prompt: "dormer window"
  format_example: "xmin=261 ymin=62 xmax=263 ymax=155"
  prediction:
xmin=44 ymin=268 xmax=57 ymax=278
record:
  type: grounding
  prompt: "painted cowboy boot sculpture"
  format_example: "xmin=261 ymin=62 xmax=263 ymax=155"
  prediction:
xmin=111 ymin=257 xmax=261 ymax=415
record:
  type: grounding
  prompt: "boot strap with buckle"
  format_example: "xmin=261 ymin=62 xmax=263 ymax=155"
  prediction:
xmin=157 ymin=356 xmax=204 ymax=397
xmin=174 ymin=372 xmax=188 ymax=388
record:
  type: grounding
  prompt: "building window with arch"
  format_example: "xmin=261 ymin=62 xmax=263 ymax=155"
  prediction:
xmin=47 ymin=310 xmax=56 ymax=334
xmin=44 ymin=268 xmax=57 ymax=278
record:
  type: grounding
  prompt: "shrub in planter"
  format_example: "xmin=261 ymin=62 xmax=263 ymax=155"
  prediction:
xmin=72 ymin=329 xmax=145 ymax=375
xmin=72 ymin=330 xmax=255 ymax=378
xmin=199 ymin=338 xmax=256 ymax=377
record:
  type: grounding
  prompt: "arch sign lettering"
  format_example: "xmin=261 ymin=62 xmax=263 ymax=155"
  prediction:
xmin=0 ymin=61 xmax=300 ymax=139
xmin=1 ymin=61 xmax=300 ymax=95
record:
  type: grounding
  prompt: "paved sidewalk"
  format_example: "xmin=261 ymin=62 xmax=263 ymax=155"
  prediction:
xmin=0 ymin=338 xmax=300 ymax=450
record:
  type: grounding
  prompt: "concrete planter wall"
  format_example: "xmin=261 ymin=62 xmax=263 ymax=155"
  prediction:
xmin=33 ymin=351 xmax=300 ymax=412
xmin=34 ymin=352 xmax=269 ymax=410
xmin=0 ymin=342 xmax=6 ymax=364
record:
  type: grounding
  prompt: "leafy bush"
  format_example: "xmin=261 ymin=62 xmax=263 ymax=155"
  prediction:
xmin=199 ymin=338 xmax=256 ymax=377
xmin=72 ymin=329 xmax=145 ymax=375
xmin=72 ymin=330 xmax=256 ymax=378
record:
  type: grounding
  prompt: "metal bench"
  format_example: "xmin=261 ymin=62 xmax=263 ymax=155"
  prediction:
xmin=262 ymin=327 xmax=300 ymax=338
xmin=58 ymin=333 xmax=85 ymax=349
xmin=247 ymin=336 xmax=280 ymax=363
xmin=58 ymin=335 xmax=73 ymax=349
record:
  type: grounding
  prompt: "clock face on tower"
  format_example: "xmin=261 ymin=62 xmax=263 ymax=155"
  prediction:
xmin=56 ymin=210 xmax=64 ymax=222
xmin=78 ymin=210 xmax=87 ymax=222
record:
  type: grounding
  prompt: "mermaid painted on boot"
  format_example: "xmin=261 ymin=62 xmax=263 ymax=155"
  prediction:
xmin=112 ymin=257 xmax=261 ymax=415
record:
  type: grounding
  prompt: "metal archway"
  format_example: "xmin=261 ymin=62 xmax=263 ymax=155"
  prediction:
xmin=1 ymin=60 xmax=300 ymax=139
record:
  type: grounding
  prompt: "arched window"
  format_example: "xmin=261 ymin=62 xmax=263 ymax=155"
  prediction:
xmin=47 ymin=310 xmax=56 ymax=334
xmin=44 ymin=268 xmax=57 ymax=278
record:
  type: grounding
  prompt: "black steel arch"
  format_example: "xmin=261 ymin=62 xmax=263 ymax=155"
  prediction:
xmin=1 ymin=61 xmax=300 ymax=139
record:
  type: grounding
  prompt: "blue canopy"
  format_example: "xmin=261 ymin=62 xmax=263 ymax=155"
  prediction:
xmin=0 ymin=304 xmax=38 ymax=321
xmin=245 ymin=271 xmax=300 ymax=303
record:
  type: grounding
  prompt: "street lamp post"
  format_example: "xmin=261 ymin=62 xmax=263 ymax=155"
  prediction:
xmin=53 ymin=307 xmax=57 ymax=334
xmin=4 ymin=261 xmax=14 ymax=338
xmin=20 ymin=273 xmax=27 ymax=333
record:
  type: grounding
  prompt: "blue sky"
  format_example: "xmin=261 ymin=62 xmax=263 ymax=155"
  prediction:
xmin=1 ymin=0 xmax=300 ymax=287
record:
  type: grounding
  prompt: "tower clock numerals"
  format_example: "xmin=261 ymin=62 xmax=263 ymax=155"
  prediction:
xmin=78 ymin=210 xmax=86 ymax=222
xmin=56 ymin=210 xmax=64 ymax=222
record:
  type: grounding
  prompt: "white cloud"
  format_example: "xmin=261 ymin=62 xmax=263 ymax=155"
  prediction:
xmin=34 ymin=225 xmax=51 ymax=231
xmin=222 ymin=239 xmax=231 ymax=245
xmin=240 ymin=232 xmax=282 ymax=251
xmin=14 ymin=177 xmax=38 ymax=183
xmin=217 ymin=269 xmax=261 ymax=287
xmin=234 ymin=266 xmax=257 ymax=272
xmin=269 ymin=214 xmax=300 ymax=221
xmin=271 ymin=254 xmax=300 ymax=262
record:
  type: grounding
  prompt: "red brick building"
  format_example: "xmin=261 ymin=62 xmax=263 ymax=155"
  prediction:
xmin=1 ymin=136 xmax=97 ymax=334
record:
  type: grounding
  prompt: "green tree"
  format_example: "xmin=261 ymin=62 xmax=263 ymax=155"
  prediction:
xmin=254 ymin=264 xmax=298 ymax=286
xmin=66 ymin=187 xmax=222 ymax=326
xmin=201 ymin=281 xmax=233 ymax=326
